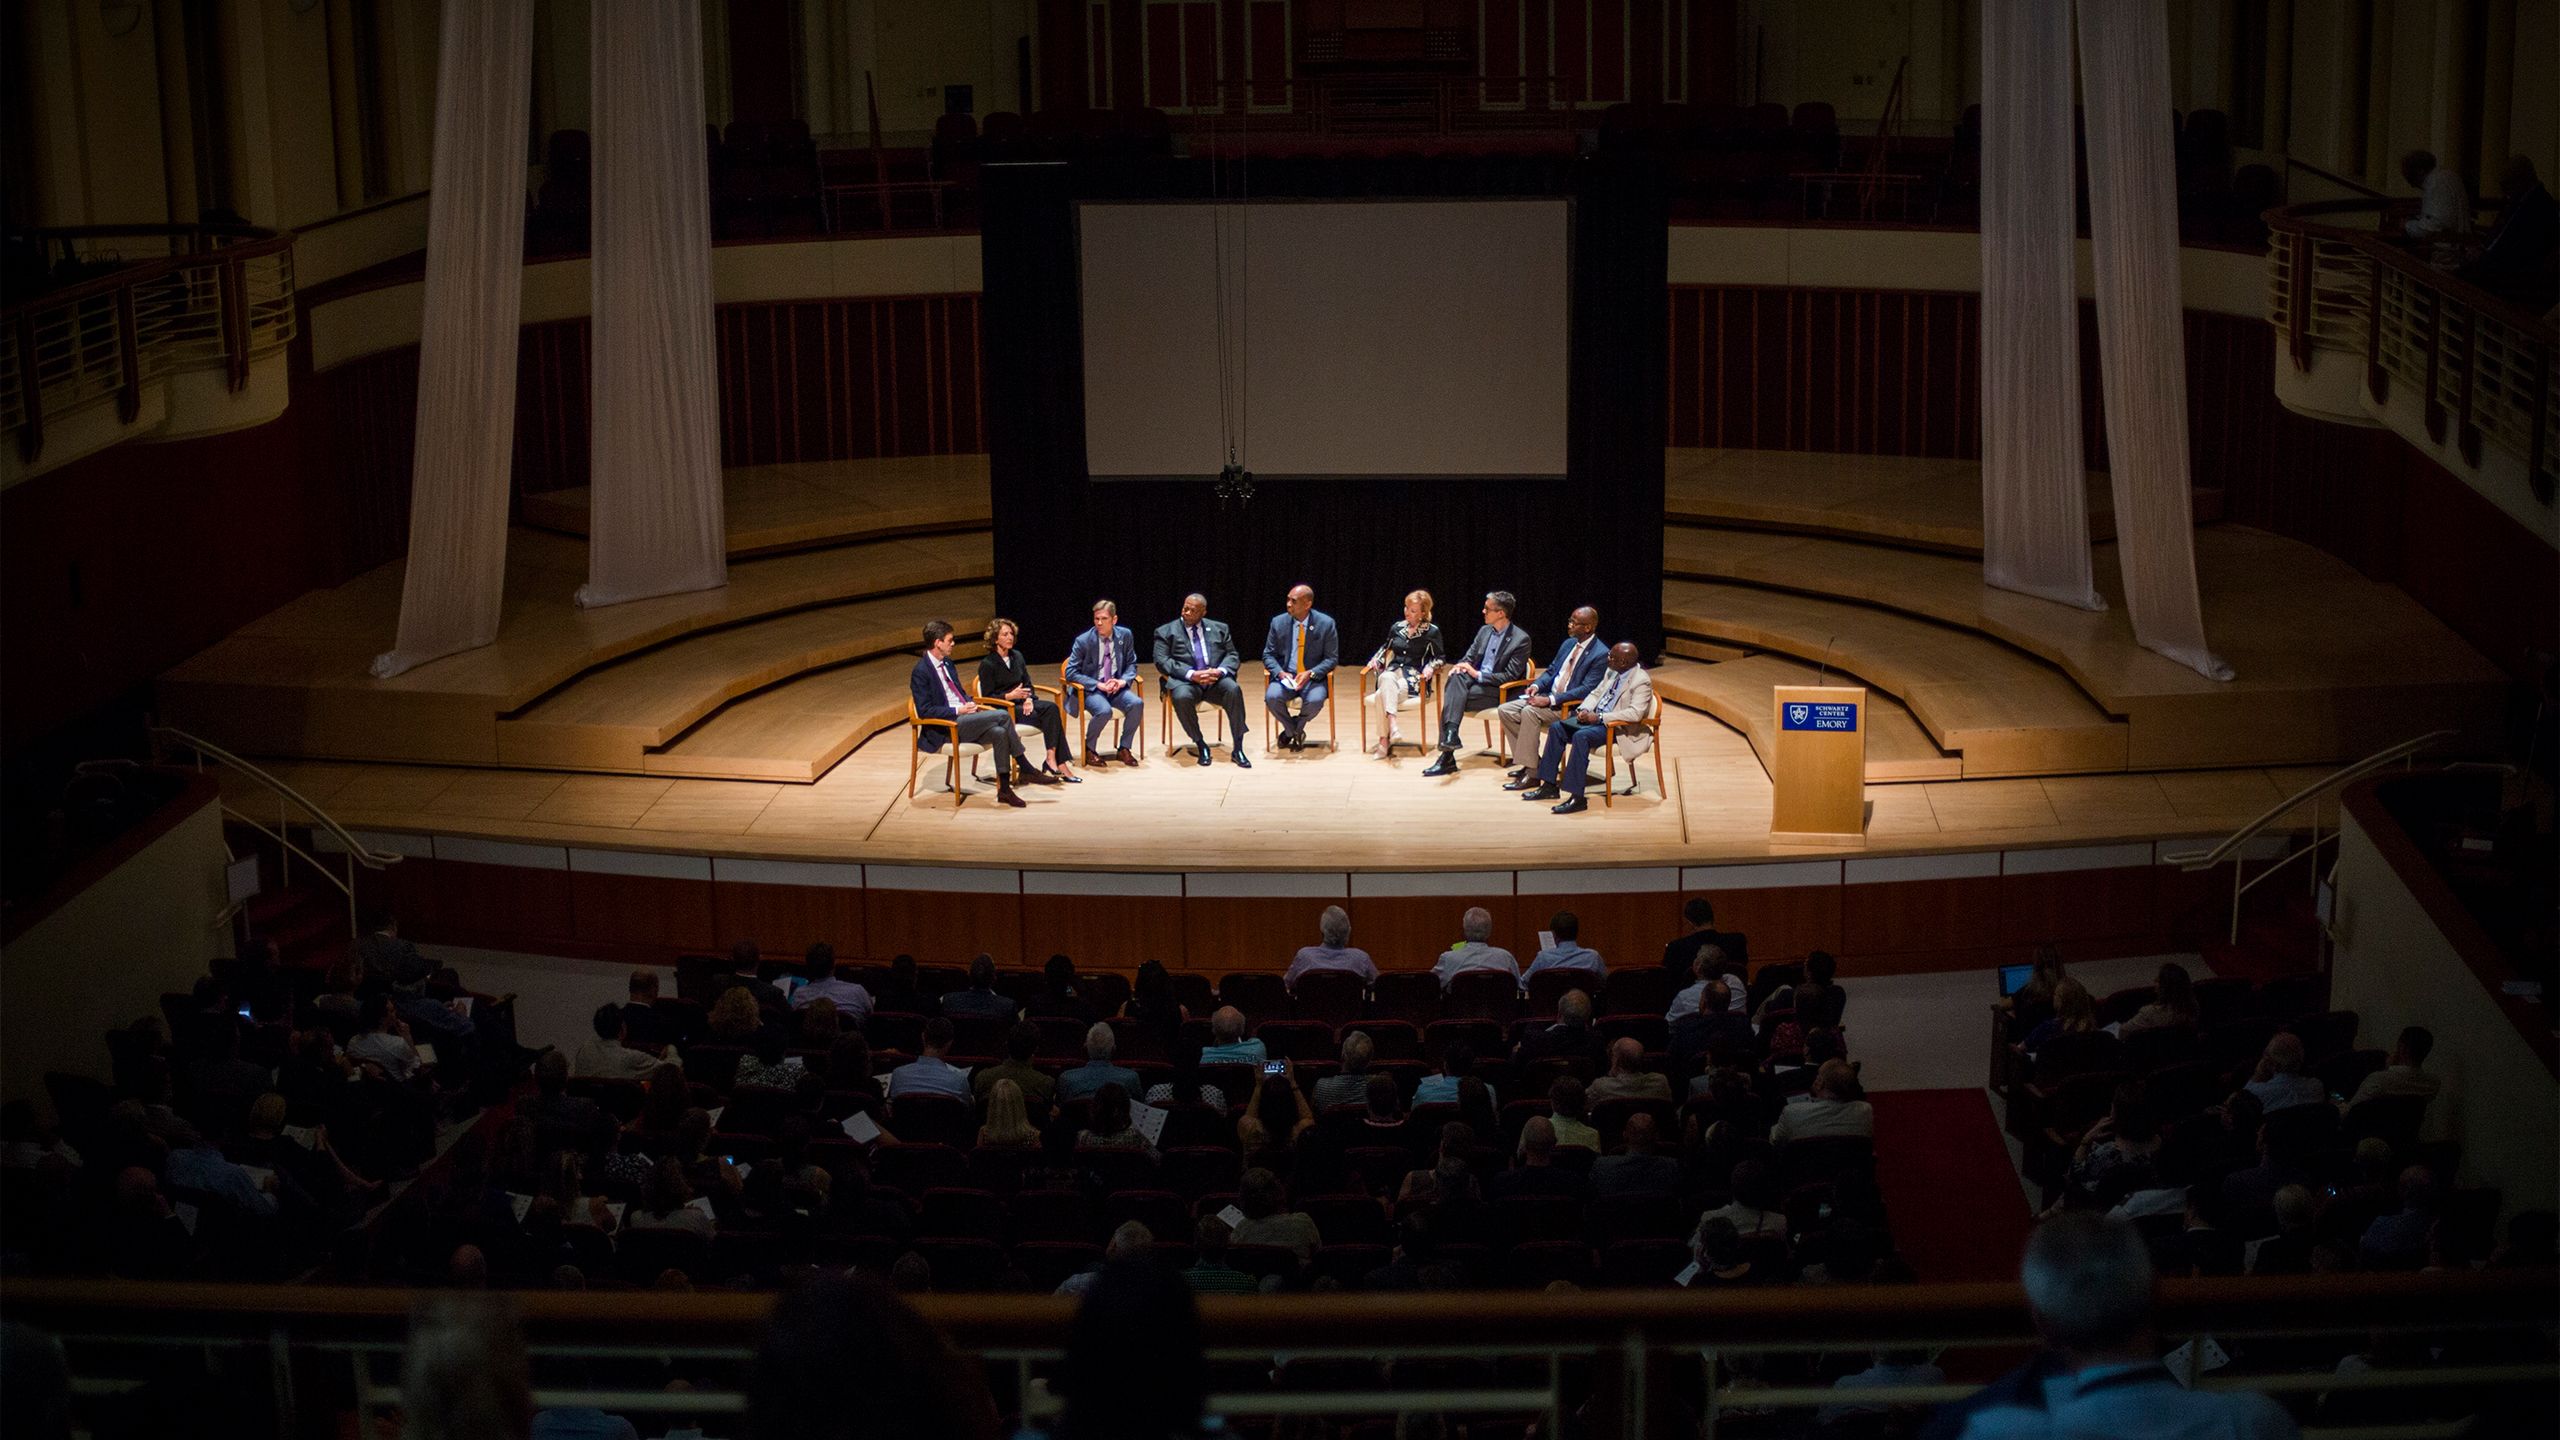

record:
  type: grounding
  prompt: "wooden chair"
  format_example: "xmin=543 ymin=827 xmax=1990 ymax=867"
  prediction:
xmin=1257 ymin=662 xmax=1338 ymax=753
xmin=1160 ymin=679 xmax=1228 ymax=756
xmin=968 ymin=674 xmax=1053 ymax=770
xmin=1594 ymin=689 xmax=1665 ymax=807
xmin=1483 ymin=663 xmax=1579 ymax=763
xmin=1356 ymin=663 xmax=1440 ymax=755
xmin=905 ymin=696 xmax=991 ymax=804
xmin=1059 ymin=662 xmax=1144 ymax=761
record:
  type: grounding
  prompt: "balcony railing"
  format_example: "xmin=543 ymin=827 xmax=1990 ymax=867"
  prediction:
xmin=2264 ymin=199 xmax=2557 ymax=500
xmin=4 ymin=1271 xmax=2553 ymax=1439
xmin=0 ymin=224 xmax=298 ymax=464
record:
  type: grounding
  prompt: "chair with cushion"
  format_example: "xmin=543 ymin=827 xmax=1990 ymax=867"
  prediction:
xmin=1059 ymin=661 xmax=1145 ymax=760
xmin=1257 ymin=1020 xmax=1337 ymax=1061
xmin=1593 ymin=688 xmax=1665 ymax=806
xmin=888 ymin=1093 xmax=975 ymax=1149
xmin=1302 ymin=1193 xmax=1394 ymax=1248
xmin=1291 ymin=970 xmax=1366 ymax=1028
xmin=1161 ymin=1146 xmax=1244 ymax=1198
xmin=1218 ymin=972 xmax=1290 ymax=1020
xmin=1010 ymin=1188 xmax=1101 ymax=1243
xmin=1423 ymin=1018 xmax=1506 ymax=1064
xmin=1370 ymin=974 xmax=1444 ymax=1028
xmin=1483 ymin=661 xmax=1558 ymax=764
xmin=1444 ymin=970 xmax=1521 ymax=1023
xmin=1600 ymin=970 xmax=1677 ymax=1018
xmin=1357 ymin=663 xmax=1439 ymax=756
xmin=915 ymin=1186 xmax=1008 ymax=1242
xmin=1256 ymin=662 xmax=1339 ymax=753
xmin=871 ymin=1142 xmax=970 ymax=1198
xmin=1104 ymin=1188 xmax=1189 ymax=1243
xmin=1524 ymin=969 xmax=1595 ymax=1018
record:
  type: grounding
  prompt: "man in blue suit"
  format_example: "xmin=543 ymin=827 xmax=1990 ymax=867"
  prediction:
xmin=1422 ymin=591 xmax=1533 ymax=777
xmin=1260 ymin=584 xmax=1340 ymax=750
xmin=1064 ymin=599 xmax=1145 ymax=766
xmin=1497 ymin=606 xmax=1606 ymax=779
xmin=910 ymin=620 xmax=1053 ymax=807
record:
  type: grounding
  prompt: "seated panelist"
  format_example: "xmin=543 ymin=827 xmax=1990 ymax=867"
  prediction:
xmin=1063 ymin=599 xmax=1145 ymax=766
xmin=1516 ymin=642 xmax=1652 ymax=815
xmin=1362 ymin=589 xmax=1443 ymax=756
xmin=910 ymin=620 xmax=1057 ymax=808
xmin=977 ymin=617 xmax=1078 ymax=783
xmin=1153 ymin=593 xmax=1252 ymax=769
xmin=1422 ymin=590 xmax=1532 ymax=777
xmin=1261 ymin=584 xmax=1339 ymax=751
xmin=1498 ymin=606 xmax=1606 ymax=778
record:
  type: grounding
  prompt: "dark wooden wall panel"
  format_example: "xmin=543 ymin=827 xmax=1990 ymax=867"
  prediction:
xmin=569 ymin=872 xmax=717 ymax=952
xmin=712 ymin=882 xmax=867 ymax=961
xmin=1021 ymin=893 xmax=1188 ymax=969
xmin=864 ymin=887 xmax=1022 ymax=965
xmin=1184 ymin=897 xmax=1327 ymax=975
xmin=429 ymin=861 xmax=575 ymax=947
xmin=1696 ymin=885 xmax=1844 ymax=969
xmin=1840 ymin=875 xmax=2004 ymax=958
xmin=1993 ymin=868 xmax=2161 ymax=949
xmin=1349 ymin=895 xmax=1524 ymax=974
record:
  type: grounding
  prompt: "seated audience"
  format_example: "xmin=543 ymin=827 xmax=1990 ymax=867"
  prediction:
xmin=1119 ymin=961 xmax=1187 ymax=1047
xmin=1285 ymin=905 xmax=1378 ymax=990
xmin=2347 ymin=1026 xmax=2441 ymax=1110
xmin=1697 ymin=1159 xmax=1788 ymax=1242
xmin=938 ymin=954 xmax=1020 ymax=1023
xmin=788 ymin=942 xmax=872 ymax=1024
xmin=798 ymin=997 xmax=844 ymax=1047
xmin=973 ymin=1022 xmax=1057 ymax=1112
xmin=1490 ymin=1117 xmax=1586 ymax=1200
xmin=1661 ymin=896 xmax=1750 ymax=978
xmin=627 ymin=1157 xmax=716 ymax=1238
xmin=1312 ymin=1031 xmax=1376 ymax=1109
xmin=1184 ymin=1215 xmax=1259 ymax=1294
xmin=1239 ymin=1062 xmax=1315 ymax=1156
xmin=1077 ymin=1084 xmax=1154 ymax=1156
xmin=1770 ymin=1059 xmax=1874 ymax=1144
xmin=1670 ymin=980 xmax=1754 ymax=1066
xmin=1586 ymin=1038 xmax=1671 ymax=1105
xmin=731 ymin=1029 xmax=807 ymax=1095
xmin=2360 ymin=1166 xmax=2443 ymax=1270
xmin=1667 ymin=945 xmax=1745 ymax=1020
xmin=1146 ymin=1044 xmax=1227 ymax=1115
xmin=1414 ymin=1041 xmax=1487 ymax=1106
xmin=1031 ymin=954 xmax=1101 ymax=1024
xmin=1516 ymin=989 xmax=1605 ymax=1070
xmin=976 ymin=1079 xmax=1042 ymax=1150
xmin=1058 ymin=1023 xmax=1142 ymax=1101
xmin=617 ymin=969 xmax=671 ymax=1050
xmin=1548 ymin=1076 xmax=1600 ymax=1151
xmin=1053 ymin=1256 xmax=1212 ymax=1440
xmin=1057 ymin=1221 xmax=1154 ymax=1298
xmin=1199 ymin=1007 xmax=1267 ymax=1065
xmin=2243 ymin=1033 xmax=2326 ymax=1114
xmin=2058 ymin=1084 xmax=2160 ymax=1209
xmin=1230 ymin=1167 xmax=1321 ymax=1261
xmin=885 ymin=1019 xmax=971 ymax=1103
xmin=2115 ymin=961 xmax=2200 ymax=1036
xmin=1589 ymin=1114 xmax=1678 ymax=1197
xmin=1431 ymin=907 xmax=1521 ymax=991
xmin=1923 ymin=1212 xmax=2298 ymax=1439
xmin=749 ymin=1271 xmax=1002 ymax=1440
xmin=1519 ymin=911 xmax=1606 ymax=990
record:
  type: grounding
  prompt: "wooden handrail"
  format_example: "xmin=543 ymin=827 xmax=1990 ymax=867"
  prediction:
xmin=2262 ymin=198 xmax=2560 ymax=343
xmin=6 ymin=1270 xmax=2551 ymax=1350
xmin=2160 ymin=729 xmax=2454 ymax=871
xmin=0 ymin=232 xmax=295 ymax=322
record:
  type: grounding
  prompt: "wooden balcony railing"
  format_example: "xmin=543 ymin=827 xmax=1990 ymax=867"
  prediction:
xmin=2264 ymin=199 xmax=2557 ymax=500
xmin=5 ymin=1270 xmax=2552 ymax=1439
xmin=0 ymin=224 xmax=298 ymax=465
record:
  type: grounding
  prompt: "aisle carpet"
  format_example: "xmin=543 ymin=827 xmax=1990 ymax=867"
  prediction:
xmin=1868 ymin=1089 xmax=2035 ymax=1284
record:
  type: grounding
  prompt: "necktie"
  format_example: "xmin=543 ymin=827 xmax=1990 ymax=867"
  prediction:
xmin=1192 ymin=626 xmax=1207 ymax=672
xmin=1558 ymin=640 xmax=1584 ymax=693
xmin=938 ymin=662 xmax=966 ymax=709
xmin=1293 ymin=621 xmax=1305 ymax=671
xmin=1592 ymin=671 xmax=1620 ymax=714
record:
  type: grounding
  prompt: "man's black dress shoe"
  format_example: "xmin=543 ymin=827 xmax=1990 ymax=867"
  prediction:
xmin=1550 ymin=795 xmax=1588 ymax=815
xmin=1420 ymin=753 xmax=1458 ymax=777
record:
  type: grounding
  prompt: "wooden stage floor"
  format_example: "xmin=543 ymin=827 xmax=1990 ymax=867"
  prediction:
xmin=222 ymin=711 xmax=2339 ymax=873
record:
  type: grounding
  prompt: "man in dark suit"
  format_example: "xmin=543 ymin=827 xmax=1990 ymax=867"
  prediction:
xmin=1064 ymin=600 xmax=1145 ymax=765
xmin=910 ymin=620 xmax=1050 ymax=808
xmin=1498 ymin=606 xmax=1607 ymax=778
xmin=1154 ymin=593 xmax=1253 ymax=768
xmin=1661 ymin=897 xmax=1750 ymax=979
xmin=1260 ymin=584 xmax=1340 ymax=751
xmin=1423 ymin=590 xmax=1532 ymax=777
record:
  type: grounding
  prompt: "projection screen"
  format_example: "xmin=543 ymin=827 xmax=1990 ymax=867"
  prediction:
xmin=1077 ymin=199 xmax=1571 ymax=480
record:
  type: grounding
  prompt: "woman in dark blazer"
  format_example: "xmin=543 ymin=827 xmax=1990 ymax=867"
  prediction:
xmin=978 ymin=618 xmax=1081 ymax=781
xmin=1360 ymin=589 xmax=1444 ymax=756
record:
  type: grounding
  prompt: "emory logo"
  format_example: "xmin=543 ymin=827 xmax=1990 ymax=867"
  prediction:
xmin=1786 ymin=704 xmax=1810 ymax=725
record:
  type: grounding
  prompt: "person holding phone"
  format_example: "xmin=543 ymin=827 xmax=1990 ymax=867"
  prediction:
xmin=1240 ymin=1059 xmax=1316 ymax=1157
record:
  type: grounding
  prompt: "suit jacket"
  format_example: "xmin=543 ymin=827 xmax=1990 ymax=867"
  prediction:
xmin=1063 ymin=626 xmax=1140 ymax=710
xmin=1261 ymin=610 xmax=1341 ymax=681
xmin=909 ymin=654 xmax=975 ymax=752
xmin=1450 ymin=623 xmax=1532 ymax=687
xmin=1570 ymin=664 xmax=1654 ymax=759
xmin=1532 ymin=635 xmax=1610 ymax=707
xmin=1154 ymin=618 xmax=1241 ymax=683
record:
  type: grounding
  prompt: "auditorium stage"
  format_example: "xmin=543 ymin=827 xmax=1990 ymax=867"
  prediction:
xmin=161 ymin=448 xmax=2501 ymax=879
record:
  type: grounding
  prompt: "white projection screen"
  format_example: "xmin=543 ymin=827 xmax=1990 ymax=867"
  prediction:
xmin=1077 ymin=199 xmax=1571 ymax=479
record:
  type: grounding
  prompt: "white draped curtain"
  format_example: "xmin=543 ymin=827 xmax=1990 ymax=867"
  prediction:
xmin=2076 ymin=0 xmax=2233 ymax=680
xmin=373 ymin=0 xmax=537 ymax=678
xmin=1978 ymin=0 xmax=2102 ymax=612
xmin=578 ymin=0 xmax=727 ymax=609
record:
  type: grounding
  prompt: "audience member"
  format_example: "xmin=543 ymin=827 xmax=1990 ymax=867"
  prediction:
xmin=1057 ymin=1221 xmax=1154 ymax=1297
xmin=977 ymin=1079 xmax=1042 ymax=1150
xmin=1119 ymin=961 xmax=1187 ymax=1047
xmin=1431 ymin=907 xmax=1521 ymax=991
xmin=1771 ymin=1059 xmax=1874 ymax=1144
xmin=1589 ymin=1114 xmax=1677 ymax=1197
xmin=2116 ymin=962 xmax=2200 ymax=1036
xmin=938 ymin=954 xmax=1020 ymax=1022
xmin=1032 ymin=955 xmax=1100 ymax=1025
xmin=1414 ymin=1040 xmax=1484 ymax=1106
xmin=798 ymin=996 xmax=844 ymax=1047
xmin=731 ymin=1028 xmax=806 ymax=1095
xmin=1670 ymin=980 xmax=1753 ymax=1066
xmin=402 ymin=1295 xmax=534 ymax=1440
xmin=1697 ymin=1159 xmax=1788 ymax=1242
xmin=1077 ymin=1084 xmax=1153 ymax=1155
xmin=749 ymin=1272 xmax=1001 ymax=1440
xmin=974 ymin=1022 xmax=1057 ymax=1112
xmin=1520 ymin=911 xmax=1606 ymax=990
xmin=1286 ymin=905 xmax=1378 ymax=990
xmin=1661 ymin=897 xmax=1749 ymax=978
xmin=1057 ymin=1023 xmax=1141 ymax=1101
xmin=1586 ymin=1038 xmax=1671 ymax=1105
xmin=788 ymin=943 xmax=872 ymax=1024
xmin=1185 ymin=1215 xmax=1258 ymax=1294
xmin=1240 ymin=1062 xmax=1315 ymax=1155
xmin=1200 ymin=1007 xmax=1268 ymax=1064
xmin=885 ymin=1019 xmax=971 ymax=1103
xmin=2346 ymin=1027 xmax=2441 ymax=1110
xmin=1548 ymin=1076 xmax=1600 ymax=1150
xmin=1516 ymin=989 xmax=1604 ymax=1070
xmin=1230 ymin=1167 xmax=1321 ymax=1261
xmin=1666 ymin=946 xmax=1744 ymax=1021
xmin=1312 ymin=1031 xmax=1376 ymax=1109
xmin=2244 ymin=1033 xmax=2325 ymax=1114
xmin=616 ymin=970 xmax=670 ymax=1050
xmin=1148 ymin=1043 xmax=1228 ymax=1115
xmin=2359 ymin=1166 xmax=2442 ymax=1270
xmin=2396 ymin=149 xmax=2471 ymax=241
xmin=1053 ymin=1259 xmax=1212 ymax=1439
xmin=1921 ymin=1212 xmax=2298 ymax=1439
xmin=1490 ymin=1117 xmax=1585 ymax=1200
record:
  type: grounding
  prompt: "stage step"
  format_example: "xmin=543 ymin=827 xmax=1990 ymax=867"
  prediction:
xmin=520 ymin=454 xmax=991 ymax=558
xmin=646 ymin=652 xmax=924 ymax=783
xmin=1663 ymin=521 xmax=2506 ymax=770
xmin=1665 ymin=448 xmax=2119 ymax=554
xmin=1651 ymin=656 xmax=1960 ymax=783
xmin=499 ymin=584 xmax=995 ymax=772
xmin=1663 ymin=578 xmax=2131 ymax=776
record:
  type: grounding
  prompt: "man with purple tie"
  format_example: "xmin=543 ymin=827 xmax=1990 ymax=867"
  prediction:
xmin=1422 ymin=591 xmax=1533 ymax=777
xmin=909 ymin=620 xmax=1055 ymax=808
xmin=1153 ymin=593 xmax=1253 ymax=768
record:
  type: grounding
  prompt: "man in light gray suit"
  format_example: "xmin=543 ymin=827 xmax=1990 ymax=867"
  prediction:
xmin=1520 ymin=642 xmax=1653 ymax=814
xmin=1154 ymin=593 xmax=1253 ymax=768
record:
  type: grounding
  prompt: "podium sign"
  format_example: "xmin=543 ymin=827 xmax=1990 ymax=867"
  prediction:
xmin=1770 ymin=685 xmax=1867 ymax=847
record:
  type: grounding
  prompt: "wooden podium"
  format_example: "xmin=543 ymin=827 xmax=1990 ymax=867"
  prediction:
xmin=1770 ymin=685 xmax=1868 ymax=847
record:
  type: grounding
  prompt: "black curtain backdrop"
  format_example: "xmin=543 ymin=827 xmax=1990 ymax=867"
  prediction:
xmin=984 ymin=154 xmax=1667 ymax=670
